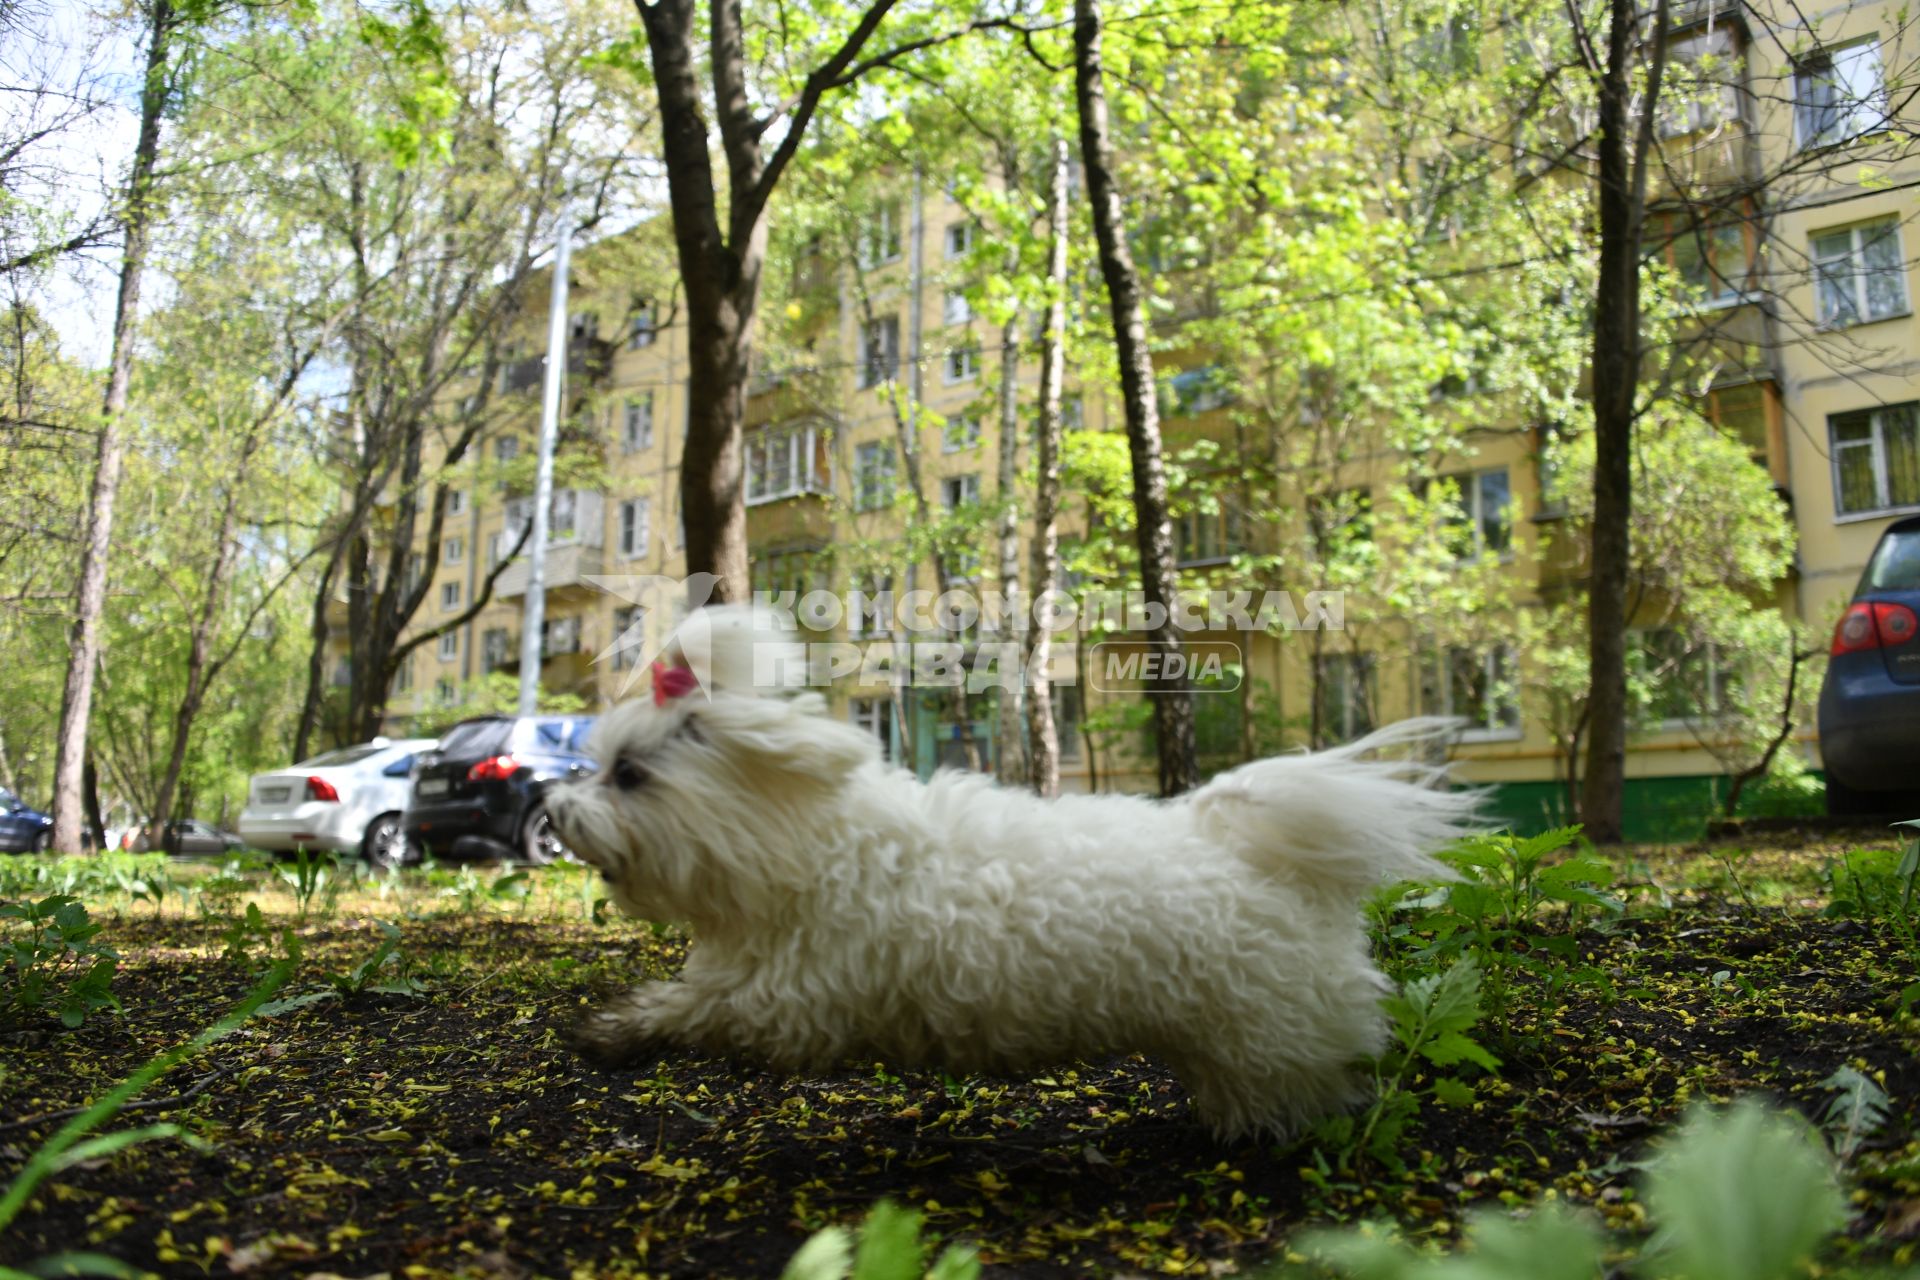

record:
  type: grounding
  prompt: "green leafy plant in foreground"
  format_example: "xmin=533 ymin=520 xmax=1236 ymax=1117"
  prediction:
xmin=1 ymin=895 xmax=120 ymax=1028
xmin=1390 ymin=827 xmax=1623 ymax=1047
xmin=781 ymin=1200 xmax=980 ymax=1280
xmin=1824 ymin=822 xmax=1920 ymax=994
xmin=257 ymin=921 xmax=428 ymax=1016
xmin=1284 ymin=1099 xmax=1847 ymax=1280
xmin=0 ymin=958 xmax=293 ymax=1280
xmin=1310 ymin=958 xmax=1500 ymax=1177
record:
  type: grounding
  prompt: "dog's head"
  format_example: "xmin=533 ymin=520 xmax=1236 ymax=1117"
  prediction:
xmin=545 ymin=606 xmax=879 ymax=925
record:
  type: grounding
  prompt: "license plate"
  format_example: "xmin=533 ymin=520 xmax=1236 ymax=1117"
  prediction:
xmin=260 ymin=786 xmax=290 ymax=804
xmin=418 ymin=778 xmax=449 ymax=797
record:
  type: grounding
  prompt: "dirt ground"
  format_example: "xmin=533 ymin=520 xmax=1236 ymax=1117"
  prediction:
xmin=1 ymin=836 xmax=1917 ymax=1278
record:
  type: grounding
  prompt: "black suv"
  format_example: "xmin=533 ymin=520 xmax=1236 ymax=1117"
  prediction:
xmin=403 ymin=715 xmax=597 ymax=863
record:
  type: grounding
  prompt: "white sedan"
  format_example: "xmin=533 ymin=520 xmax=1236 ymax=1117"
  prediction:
xmin=239 ymin=739 xmax=437 ymax=866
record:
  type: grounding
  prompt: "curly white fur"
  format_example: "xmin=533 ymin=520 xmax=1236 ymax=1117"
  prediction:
xmin=547 ymin=608 xmax=1477 ymax=1140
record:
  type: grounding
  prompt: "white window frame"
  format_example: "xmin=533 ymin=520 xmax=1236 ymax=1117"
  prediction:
xmin=434 ymin=677 xmax=456 ymax=706
xmin=940 ymin=472 xmax=980 ymax=510
xmin=611 ymin=606 xmax=646 ymax=670
xmin=623 ymin=394 xmax=655 ymax=452
xmin=942 ymin=415 xmax=981 ymax=453
xmin=1314 ymin=652 xmax=1376 ymax=745
xmin=859 ymin=316 xmax=900 ymax=390
xmin=443 ymin=536 xmax=464 ymax=566
xmin=850 ymin=697 xmax=895 ymax=761
xmin=1796 ymin=38 xmax=1887 ymax=150
xmin=1431 ymin=467 xmax=1514 ymax=561
xmin=849 ymin=576 xmax=894 ymax=639
xmin=481 ymin=627 xmax=511 ymax=672
xmin=943 ymin=289 xmax=973 ymax=326
xmin=448 ymin=489 xmax=467 ymax=516
xmin=858 ymin=203 xmax=903 ymax=268
xmin=854 ymin=442 xmax=896 ymax=512
xmin=493 ymin=436 xmax=520 ymax=464
xmin=745 ymin=422 xmax=831 ymax=506
xmin=617 ymin=496 xmax=652 ymax=560
xmin=944 ymin=221 xmax=976 ymax=260
xmin=440 ymin=581 xmax=461 ymax=612
xmin=1829 ymin=402 xmax=1920 ymax=520
xmin=1422 ymin=644 xmax=1522 ymax=742
xmin=1632 ymin=629 xmax=1735 ymax=732
xmin=943 ymin=345 xmax=979 ymax=385
xmin=628 ymin=305 xmax=656 ymax=350
xmin=1812 ymin=219 xmax=1909 ymax=329
xmin=438 ymin=630 xmax=459 ymax=662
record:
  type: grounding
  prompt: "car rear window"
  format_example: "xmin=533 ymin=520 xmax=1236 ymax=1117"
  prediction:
xmin=438 ymin=720 xmax=513 ymax=758
xmin=296 ymin=745 xmax=387 ymax=768
xmin=513 ymin=717 xmax=597 ymax=753
xmin=1862 ymin=527 xmax=1920 ymax=592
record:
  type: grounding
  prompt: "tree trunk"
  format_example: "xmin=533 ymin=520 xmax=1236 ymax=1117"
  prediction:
xmin=50 ymin=0 xmax=173 ymax=855
xmin=1073 ymin=0 xmax=1196 ymax=797
xmin=1579 ymin=0 xmax=1668 ymax=844
xmin=993 ymin=309 xmax=1025 ymax=786
xmin=1024 ymin=138 xmax=1071 ymax=799
xmin=292 ymin=536 xmax=346 ymax=762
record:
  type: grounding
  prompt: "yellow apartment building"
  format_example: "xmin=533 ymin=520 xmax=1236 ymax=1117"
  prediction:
xmin=338 ymin=0 xmax=1918 ymax=836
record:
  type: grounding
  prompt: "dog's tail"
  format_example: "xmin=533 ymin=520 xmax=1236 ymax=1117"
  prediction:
xmin=1190 ymin=717 xmax=1478 ymax=900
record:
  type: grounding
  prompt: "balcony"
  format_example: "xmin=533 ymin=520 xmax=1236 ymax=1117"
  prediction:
xmin=494 ymin=543 xmax=605 ymax=600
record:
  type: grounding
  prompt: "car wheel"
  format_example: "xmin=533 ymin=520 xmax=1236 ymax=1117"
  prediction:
xmin=520 ymin=806 xmax=575 ymax=865
xmin=362 ymin=814 xmax=413 ymax=870
xmin=31 ymin=831 xmax=50 ymax=854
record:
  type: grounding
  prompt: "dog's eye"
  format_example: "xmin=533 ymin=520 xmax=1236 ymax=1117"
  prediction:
xmin=610 ymin=757 xmax=649 ymax=790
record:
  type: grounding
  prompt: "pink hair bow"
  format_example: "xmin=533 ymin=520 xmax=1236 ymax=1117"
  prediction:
xmin=651 ymin=659 xmax=700 ymax=707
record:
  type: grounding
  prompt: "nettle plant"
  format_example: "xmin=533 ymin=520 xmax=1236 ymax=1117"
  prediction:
xmin=1382 ymin=827 xmax=1625 ymax=1048
xmin=1 ymin=895 xmax=120 ymax=1029
xmin=1823 ymin=820 xmax=1920 ymax=1000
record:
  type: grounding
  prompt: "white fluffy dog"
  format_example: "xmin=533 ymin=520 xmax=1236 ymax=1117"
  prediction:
xmin=547 ymin=608 xmax=1476 ymax=1139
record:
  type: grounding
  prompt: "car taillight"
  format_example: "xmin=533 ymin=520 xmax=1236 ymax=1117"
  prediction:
xmin=305 ymin=776 xmax=340 ymax=803
xmin=1831 ymin=601 xmax=1919 ymax=655
xmin=467 ymin=754 xmax=522 ymax=782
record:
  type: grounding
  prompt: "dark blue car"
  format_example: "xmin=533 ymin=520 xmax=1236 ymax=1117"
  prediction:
xmin=0 ymin=787 xmax=54 ymax=853
xmin=1819 ymin=514 xmax=1920 ymax=815
xmin=403 ymin=715 xmax=597 ymax=863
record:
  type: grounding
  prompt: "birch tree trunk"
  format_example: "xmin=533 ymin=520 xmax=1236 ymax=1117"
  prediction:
xmin=1024 ymin=138 xmax=1070 ymax=798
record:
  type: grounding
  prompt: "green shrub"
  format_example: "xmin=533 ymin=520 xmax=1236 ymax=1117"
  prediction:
xmin=1 ymin=895 xmax=120 ymax=1029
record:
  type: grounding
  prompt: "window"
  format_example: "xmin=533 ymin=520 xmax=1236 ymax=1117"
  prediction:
xmin=487 ymin=530 xmax=512 ymax=566
xmin=855 ymin=441 xmax=896 ymax=511
xmin=850 ymin=574 xmax=893 ymax=638
xmin=944 ymin=221 xmax=976 ymax=260
xmin=403 ymin=553 xmax=425 ymax=594
xmin=481 ymin=627 xmax=511 ymax=672
xmin=1659 ymin=25 xmax=1741 ymax=137
xmin=1659 ymin=213 xmax=1749 ymax=306
xmin=438 ymin=630 xmax=459 ymax=662
xmin=859 ymin=316 xmax=900 ymax=389
xmin=1421 ymin=644 xmax=1521 ymax=737
xmin=570 ymin=312 xmax=599 ymax=342
xmin=1061 ymin=394 xmax=1084 ymax=430
xmin=1176 ymin=498 xmax=1248 ymax=565
xmin=1631 ymin=628 xmax=1734 ymax=725
xmin=434 ymin=677 xmax=456 ymax=706
xmin=1051 ymin=681 xmax=1083 ymax=762
xmin=1796 ymin=39 xmax=1886 ymax=149
xmin=941 ymin=473 xmax=980 ymax=509
xmin=943 ymin=289 xmax=973 ymax=326
xmin=542 ymin=614 xmax=581 ymax=657
xmin=448 ymin=489 xmax=467 ymax=516
xmin=1830 ymin=403 xmax=1920 ymax=517
xmin=746 ymin=422 xmax=831 ymax=504
xmin=617 ymin=496 xmax=651 ymax=560
xmin=1314 ymin=652 xmax=1375 ymax=745
xmin=942 ymin=415 xmax=981 ymax=453
xmin=1812 ymin=220 xmax=1907 ymax=328
xmin=443 ymin=536 xmax=464 ymax=566
xmin=751 ymin=546 xmax=828 ymax=603
xmin=1425 ymin=467 xmax=1513 ymax=559
xmin=611 ymin=606 xmax=646 ymax=670
xmin=859 ymin=203 xmax=903 ymax=267
xmin=440 ymin=581 xmax=461 ymax=611
xmin=1166 ymin=367 xmax=1232 ymax=415
xmin=943 ymin=346 xmax=979 ymax=384
xmin=493 ymin=435 xmax=520 ymax=464
xmin=850 ymin=697 xmax=895 ymax=761
xmin=1699 ymin=382 xmax=1773 ymax=465
xmin=628 ymin=304 xmax=656 ymax=350
xmin=623 ymin=394 xmax=655 ymax=452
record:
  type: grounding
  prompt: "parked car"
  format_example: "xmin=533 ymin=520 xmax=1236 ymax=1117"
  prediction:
xmin=404 ymin=715 xmax=597 ymax=863
xmin=0 ymin=787 xmax=53 ymax=853
xmin=160 ymin=819 xmax=246 ymax=856
xmin=239 ymin=738 xmax=438 ymax=866
xmin=1818 ymin=513 xmax=1920 ymax=815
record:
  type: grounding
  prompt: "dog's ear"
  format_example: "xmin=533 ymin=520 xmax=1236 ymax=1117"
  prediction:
xmin=696 ymin=692 xmax=876 ymax=792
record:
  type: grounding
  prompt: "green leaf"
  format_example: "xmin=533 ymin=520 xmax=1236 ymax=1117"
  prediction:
xmin=1430 ymin=1077 xmax=1476 ymax=1107
xmin=851 ymin=1200 xmax=925 ymax=1280
xmin=1420 ymin=1031 xmax=1501 ymax=1073
xmin=1642 ymin=1100 xmax=1845 ymax=1280
xmin=780 ymin=1225 xmax=854 ymax=1280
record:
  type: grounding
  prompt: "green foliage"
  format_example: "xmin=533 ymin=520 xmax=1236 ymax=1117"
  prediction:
xmin=1818 ymin=1065 xmax=1892 ymax=1161
xmin=780 ymin=1201 xmax=980 ymax=1280
xmin=1290 ymin=1100 xmax=1846 ymax=1280
xmin=0 ymin=896 xmax=120 ymax=1029
xmin=0 ymin=959 xmax=293 ymax=1280
xmin=1823 ymin=828 xmax=1920 ymax=975
xmin=257 ymin=921 xmax=427 ymax=1016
